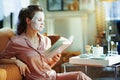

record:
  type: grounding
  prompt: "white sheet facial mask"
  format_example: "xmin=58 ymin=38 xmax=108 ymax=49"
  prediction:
xmin=31 ymin=12 xmax=45 ymax=31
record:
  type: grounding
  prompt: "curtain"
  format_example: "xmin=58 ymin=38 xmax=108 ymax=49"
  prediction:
xmin=0 ymin=0 xmax=4 ymax=21
xmin=0 ymin=0 xmax=30 ymax=25
xmin=103 ymin=0 xmax=120 ymax=20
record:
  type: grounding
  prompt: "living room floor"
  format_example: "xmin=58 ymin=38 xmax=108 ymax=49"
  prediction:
xmin=61 ymin=63 xmax=120 ymax=80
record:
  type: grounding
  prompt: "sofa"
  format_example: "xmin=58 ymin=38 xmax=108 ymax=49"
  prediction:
xmin=0 ymin=28 xmax=80 ymax=80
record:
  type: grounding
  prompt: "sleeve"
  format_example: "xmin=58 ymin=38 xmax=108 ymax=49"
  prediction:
xmin=0 ymin=39 xmax=16 ymax=59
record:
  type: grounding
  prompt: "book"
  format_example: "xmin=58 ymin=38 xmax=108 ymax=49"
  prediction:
xmin=44 ymin=36 xmax=74 ymax=58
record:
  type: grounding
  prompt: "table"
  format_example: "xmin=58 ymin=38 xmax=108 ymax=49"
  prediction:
xmin=66 ymin=55 xmax=120 ymax=80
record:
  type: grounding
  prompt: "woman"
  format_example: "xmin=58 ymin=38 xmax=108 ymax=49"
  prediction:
xmin=0 ymin=5 xmax=92 ymax=80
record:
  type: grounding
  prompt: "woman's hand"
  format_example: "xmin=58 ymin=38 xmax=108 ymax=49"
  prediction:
xmin=15 ymin=60 xmax=31 ymax=76
xmin=52 ymin=54 xmax=61 ymax=62
xmin=48 ymin=54 xmax=61 ymax=67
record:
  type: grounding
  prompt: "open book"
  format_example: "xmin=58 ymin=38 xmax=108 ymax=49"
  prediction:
xmin=44 ymin=36 xmax=74 ymax=58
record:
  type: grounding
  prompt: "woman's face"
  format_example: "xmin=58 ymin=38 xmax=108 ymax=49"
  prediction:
xmin=31 ymin=12 xmax=45 ymax=32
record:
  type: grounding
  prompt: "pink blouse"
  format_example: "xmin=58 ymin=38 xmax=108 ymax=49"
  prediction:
xmin=0 ymin=33 xmax=56 ymax=80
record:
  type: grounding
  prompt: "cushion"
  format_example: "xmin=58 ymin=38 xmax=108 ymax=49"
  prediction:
xmin=0 ymin=28 xmax=15 ymax=53
xmin=47 ymin=35 xmax=60 ymax=45
xmin=0 ymin=64 xmax=22 ymax=80
xmin=0 ymin=69 xmax=6 ymax=80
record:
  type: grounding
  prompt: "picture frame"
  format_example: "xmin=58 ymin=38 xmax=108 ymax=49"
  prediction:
xmin=63 ymin=0 xmax=79 ymax=11
xmin=47 ymin=0 xmax=62 ymax=11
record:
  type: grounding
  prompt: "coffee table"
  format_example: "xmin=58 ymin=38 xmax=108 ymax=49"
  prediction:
xmin=66 ymin=55 xmax=120 ymax=80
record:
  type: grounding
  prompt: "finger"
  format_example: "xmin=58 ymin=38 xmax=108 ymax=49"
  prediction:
xmin=58 ymin=54 xmax=61 ymax=57
xmin=19 ymin=67 xmax=23 ymax=75
xmin=56 ymin=54 xmax=61 ymax=57
xmin=53 ymin=57 xmax=59 ymax=61
xmin=26 ymin=67 xmax=31 ymax=74
xmin=23 ymin=70 xmax=25 ymax=76
xmin=54 ymin=54 xmax=60 ymax=58
xmin=20 ymin=67 xmax=25 ymax=76
xmin=56 ymin=54 xmax=61 ymax=59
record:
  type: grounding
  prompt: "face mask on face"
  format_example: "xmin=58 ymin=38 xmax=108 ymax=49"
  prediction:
xmin=31 ymin=12 xmax=45 ymax=31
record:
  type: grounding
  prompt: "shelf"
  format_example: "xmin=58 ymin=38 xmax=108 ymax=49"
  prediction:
xmin=46 ymin=11 xmax=91 ymax=19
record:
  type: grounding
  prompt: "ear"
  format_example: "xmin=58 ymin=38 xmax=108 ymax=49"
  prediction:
xmin=26 ymin=17 xmax=31 ymax=24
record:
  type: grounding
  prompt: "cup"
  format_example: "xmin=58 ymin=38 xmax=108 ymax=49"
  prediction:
xmin=93 ymin=47 xmax=103 ymax=57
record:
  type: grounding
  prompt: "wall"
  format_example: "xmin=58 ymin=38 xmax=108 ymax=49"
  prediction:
xmin=45 ymin=11 xmax=96 ymax=53
xmin=87 ymin=12 xmax=97 ymax=45
xmin=39 ymin=0 xmax=97 ymax=53
xmin=55 ymin=18 xmax=83 ymax=52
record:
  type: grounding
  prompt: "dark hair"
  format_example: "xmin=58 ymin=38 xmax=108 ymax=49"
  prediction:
xmin=17 ymin=5 xmax=43 ymax=35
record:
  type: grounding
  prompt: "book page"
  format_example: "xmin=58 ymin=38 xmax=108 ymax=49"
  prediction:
xmin=44 ymin=36 xmax=74 ymax=58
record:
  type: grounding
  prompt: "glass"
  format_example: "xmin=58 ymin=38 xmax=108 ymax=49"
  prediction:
xmin=85 ymin=45 xmax=91 ymax=54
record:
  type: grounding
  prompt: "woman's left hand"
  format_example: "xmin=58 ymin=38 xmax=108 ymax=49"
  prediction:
xmin=16 ymin=59 xmax=31 ymax=76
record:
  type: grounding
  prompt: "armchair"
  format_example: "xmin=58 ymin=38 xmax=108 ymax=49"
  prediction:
xmin=0 ymin=28 xmax=22 ymax=80
xmin=0 ymin=28 xmax=80 ymax=80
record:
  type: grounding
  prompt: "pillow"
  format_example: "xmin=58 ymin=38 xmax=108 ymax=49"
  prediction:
xmin=0 ymin=28 xmax=15 ymax=53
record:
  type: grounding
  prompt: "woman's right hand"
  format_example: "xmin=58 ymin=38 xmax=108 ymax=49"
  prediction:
xmin=15 ymin=59 xmax=31 ymax=76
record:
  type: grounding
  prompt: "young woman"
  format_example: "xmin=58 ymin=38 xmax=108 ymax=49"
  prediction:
xmin=0 ymin=5 xmax=92 ymax=80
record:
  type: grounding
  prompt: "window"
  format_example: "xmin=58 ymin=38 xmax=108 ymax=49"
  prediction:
xmin=103 ymin=1 xmax=120 ymax=20
xmin=0 ymin=0 xmax=30 ymax=28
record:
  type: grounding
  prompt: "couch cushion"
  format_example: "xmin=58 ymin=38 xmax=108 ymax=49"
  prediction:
xmin=0 ymin=64 xmax=22 ymax=80
xmin=0 ymin=69 xmax=6 ymax=80
xmin=0 ymin=28 xmax=21 ymax=80
xmin=47 ymin=35 xmax=60 ymax=45
xmin=0 ymin=28 xmax=15 ymax=53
